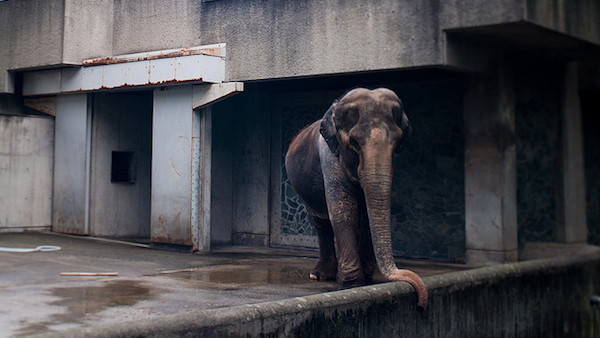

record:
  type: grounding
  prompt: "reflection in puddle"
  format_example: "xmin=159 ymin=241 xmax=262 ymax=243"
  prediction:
xmin=50 ymin=280 xmax=153 ymax=316
xmin=169 ymin=263 xmax=338 ymax=291
xmin=17 ymin=280 xmax=153 ymax=336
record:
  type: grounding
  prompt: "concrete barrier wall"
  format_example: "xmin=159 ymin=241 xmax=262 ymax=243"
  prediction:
xmin=55 ymin=253 xmax=600 ymax=337
xmin=0 ymin=115 xmax=54 ymax=231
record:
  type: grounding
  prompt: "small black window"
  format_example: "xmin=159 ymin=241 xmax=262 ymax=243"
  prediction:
xmin=111 ymin=151 xmax=136 ymax=184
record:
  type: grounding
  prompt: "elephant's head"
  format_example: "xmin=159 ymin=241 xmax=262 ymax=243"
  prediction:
xmin=320 ymin=88 xmax=427 ymax=309
xmin=320 ymin=88 xmax=411 ymax=182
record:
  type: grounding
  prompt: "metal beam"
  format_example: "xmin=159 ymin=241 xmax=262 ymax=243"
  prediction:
xmin=192 ymin=82 xmax=244 ymax=109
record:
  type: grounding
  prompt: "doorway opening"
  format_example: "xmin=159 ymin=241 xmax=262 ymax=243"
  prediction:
xmin=89 ymin=91 xmax=153 ymax=243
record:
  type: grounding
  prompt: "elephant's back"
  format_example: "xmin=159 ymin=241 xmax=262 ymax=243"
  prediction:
xmin=287 ymin=120 xmax=320 ymax=156
xmin=285 ymin=120 xmax=327 ymax=217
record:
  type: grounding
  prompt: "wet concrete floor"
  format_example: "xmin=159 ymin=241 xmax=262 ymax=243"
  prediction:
xmin=0 ymin=232 xmax=468 ymax=337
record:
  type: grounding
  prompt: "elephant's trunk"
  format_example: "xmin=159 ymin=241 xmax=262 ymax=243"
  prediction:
xmin=360 ymin=146 xmax=429 ymax=310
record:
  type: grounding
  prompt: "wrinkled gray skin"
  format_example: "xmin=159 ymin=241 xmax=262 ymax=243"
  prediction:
xmin=285 ymin=88 xmax=428 ymax=310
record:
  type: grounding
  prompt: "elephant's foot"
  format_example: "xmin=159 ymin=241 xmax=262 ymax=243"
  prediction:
xmin=338 ymin=278 xmax=368 ymax=289
xmin=336 ymin=273 xmax=373 ymax=286
xmin=336 ymin=267 xmax=373 ymax=288
xmin=309 ymin=262 xmax=337 ymax=281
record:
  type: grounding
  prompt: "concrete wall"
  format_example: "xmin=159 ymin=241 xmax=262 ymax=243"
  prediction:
xmin=112 ymin=0 xmax=201 ymax=57
xmin=52 ymin=94 xmax=89 ymax=234
xmin=0 ymin=0 xmax=64 ymax=93
xmin=62 ymin=0 xmax=114 ymax=64
xmin=89 ymin=93 xmax=152 ymax=238
xmin=526 ymin=0 xmax=600 ymax=45
xmin=464 ymin=56 xmax=518 ymax=265
xmin=439 ymin=0 xmax=524 ymax=28
xmin=151 ymin=86 xmax=194 ymax=246
xmin=0 ymin=0 xmax=64 ymax=70
xmin=198 ymin=0 xmax=443 ymax=82
xmin=2 ymin=0 xmax=599 ymax=93
xmin=0 ymin=115 xmax=54 ymax=231
xmin=55 ymin=252 xmax=600 ymax=337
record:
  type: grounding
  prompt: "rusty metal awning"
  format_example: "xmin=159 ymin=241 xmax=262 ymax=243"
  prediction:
xmin=22 ymin=44 xmax=226 ymax=96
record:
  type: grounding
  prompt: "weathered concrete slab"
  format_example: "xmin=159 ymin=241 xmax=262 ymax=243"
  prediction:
xmin=0 ymin=115 xmax=54 ymax=231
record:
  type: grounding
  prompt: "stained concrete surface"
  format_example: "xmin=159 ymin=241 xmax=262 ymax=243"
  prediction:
xmin=0 ymin=232 xmax=467 ymax=337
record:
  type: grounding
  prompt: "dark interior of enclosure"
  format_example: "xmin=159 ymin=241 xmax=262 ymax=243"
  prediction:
xmin=210 ymin=65 xmax=599 ymax=263
xmin=515 ymin=61 xmax=561 ymax=248
xmin=212 ymin=69 xmax=467 ymax=262
xmin=581 ymin=89 xmax=600 ymax=246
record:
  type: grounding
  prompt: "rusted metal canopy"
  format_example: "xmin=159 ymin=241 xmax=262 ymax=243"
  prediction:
xmin=83 ymin=44 xmax=225 ymax=66
xmin=22 ymin=44 xmax=226 ymax=96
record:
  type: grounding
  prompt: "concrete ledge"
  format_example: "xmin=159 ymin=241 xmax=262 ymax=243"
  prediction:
xmin=465 ymin=248 xmax=519 ymax=266
xmin=48 ymin=251 xmax=600 ymax=337
xmin=0 ymin=226 xmax=52 ymax=234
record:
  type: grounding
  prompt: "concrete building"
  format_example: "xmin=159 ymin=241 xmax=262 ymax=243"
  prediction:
xmin=1 ymin=0 xmax=598 ymax=266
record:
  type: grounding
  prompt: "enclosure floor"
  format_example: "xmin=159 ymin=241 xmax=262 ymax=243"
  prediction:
xmin=0 ymin=232 xmax=468 ymax=337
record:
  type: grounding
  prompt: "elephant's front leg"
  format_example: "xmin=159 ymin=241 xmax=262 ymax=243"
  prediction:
xmin=324 ymin=183 xmax=366 ymax=287
xmin=358 ymin=205 xmax=376 ymax=283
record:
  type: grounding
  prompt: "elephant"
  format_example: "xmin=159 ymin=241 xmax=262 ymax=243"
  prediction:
xmin=285 ymin=87 xmax=428 ymax=310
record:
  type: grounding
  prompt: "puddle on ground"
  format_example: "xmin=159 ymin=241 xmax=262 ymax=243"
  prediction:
xmin=17 ymin=280 xmax=154 ymax=336
xmin=167 ymin=263 xmax=338 ymax=291
xmin=50 ymin=280 xmax=153 ymax=315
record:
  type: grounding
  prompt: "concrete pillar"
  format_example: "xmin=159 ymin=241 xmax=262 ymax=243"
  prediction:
xmin=52 ymin=94 xmax=91 ymax=234
xmin=151 ymin=86 xmax=194 ymax=246
xmin=557 ymin=62 xmax=587 ymax=243
xmin=464 ymin=59 xmax=518 ymax=265
xmin=191 ymin=106 xmax=212 ymax=252
xmin=152 ymin=83 xmax=242 ymax=250
xmin=192 ymin=82 xmax=243 ymax=248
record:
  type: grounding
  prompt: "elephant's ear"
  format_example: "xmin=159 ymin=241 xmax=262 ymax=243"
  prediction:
xmin=395 ymin=105 xmax=412 ymax=153
xmin=400 ymin=110 xmax=412 ymax=137
xmin=320 ymin=100 xmax=339 ymax=156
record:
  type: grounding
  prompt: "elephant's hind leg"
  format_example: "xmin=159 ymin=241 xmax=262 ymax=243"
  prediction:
xmin=309 ymin=215 xmax=337 ymax=281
